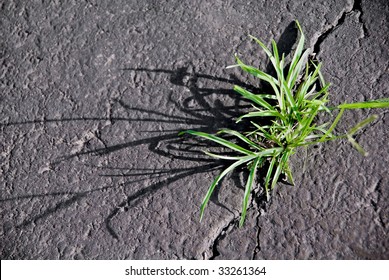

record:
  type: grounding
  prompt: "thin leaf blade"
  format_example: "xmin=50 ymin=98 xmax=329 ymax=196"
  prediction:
xmin=240 ymin=156 xmax=262 ymax=227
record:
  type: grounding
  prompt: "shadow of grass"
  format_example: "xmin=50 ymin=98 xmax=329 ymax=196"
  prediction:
xmin=1 ymin=22 xmax=299 ymax=243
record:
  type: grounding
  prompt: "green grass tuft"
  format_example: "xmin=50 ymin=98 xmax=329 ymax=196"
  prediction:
xmin=180 ymin=20 xmax=389 ymax=226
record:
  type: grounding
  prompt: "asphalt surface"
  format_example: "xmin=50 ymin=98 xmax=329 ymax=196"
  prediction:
xmin=1 ymin=0 xmax=388 ymax=259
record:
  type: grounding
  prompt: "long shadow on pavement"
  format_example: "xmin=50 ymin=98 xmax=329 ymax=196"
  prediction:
xmin=99 ymin=66 xmax=257 ymax=239
xmin=1 ymin=22 xmax=299 ymax=246
xmin=0 ymin=67 xmax=256 ymax=238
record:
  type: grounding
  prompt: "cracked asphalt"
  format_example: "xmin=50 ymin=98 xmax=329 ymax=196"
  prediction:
xmin=1 ymin=0 xmax=388 ymax=259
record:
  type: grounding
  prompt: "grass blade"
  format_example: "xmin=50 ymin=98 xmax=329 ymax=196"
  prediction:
xmin=287 ymin=49 xmax=310 ymax=89
xmin=235 ymin=55 xmax=282 ymax=106
xmin=346 ymin=135 xmax=368 ymax=156
xmin=200 ymin=156 xmax=255 ymax=221
xmin=347 ymin=115 xmax=378 ymax=136
xmin=233 ymin=85 xmax=274 ymax=111
xmin=264 ymin=154 xmax=278 ymax=201
xmin=270 ymin=150 xmax=290 ymax=190
xmin=282 ymin=79 xmax=297 ymax=110
xmin=271 ymin=40 xmax=286 ymax=85
xmin=248 ymin=34 xmax=273 ymax=58
xmin=250 ymin=122 xmax=283 ymax=146
xmin=240 ymin=156 xmax=262 ymax=227
xmin=338 ymin=98 xmax=389 ymax=109
xmin=319 ymin=108 xmax=345 ymax=141
xmin=309 ymin=82 xmax=330 ymax=100
xmin=179 ymin=130 xmax=255 ymax=155
xmin=283 ymin=161 xmax=294 ymax=185
xmin=218 ymin=129 xmax=263 ymax=150
xmin=286 ymin=20 xmax=305 ymax=87
xmin=236 ymin=110 xmax=286 ymax=123
xmin=257 ymin=147 xmax=284 ymax=157
xmin=235 ymin=56 xmax=278 ymax=85
xmin=203 ymin=151 xmax=253 ymax=160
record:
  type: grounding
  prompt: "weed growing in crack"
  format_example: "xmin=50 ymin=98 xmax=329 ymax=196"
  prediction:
xmin=179 ymin=20 xmax=389 ymax=227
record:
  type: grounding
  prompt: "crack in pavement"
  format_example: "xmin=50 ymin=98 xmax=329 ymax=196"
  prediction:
xmin=312 ymin=0 xmax=367 ymax=57
xmin=353 ymin=0 xmax=368 ymax=36
xmin=208 ymin=217 xmax=238 ymax=260
xmin=252 ymin=191 xmax=267 ymax=259
xmin=370 ymin=178 xmax=387 ymax=230
xmin=206 ymin=186 xmax=268 ymax=259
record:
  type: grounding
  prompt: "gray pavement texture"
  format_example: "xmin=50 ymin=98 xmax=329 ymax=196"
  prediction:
xmin=0 ymin=0 xmax=388 ymax=259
